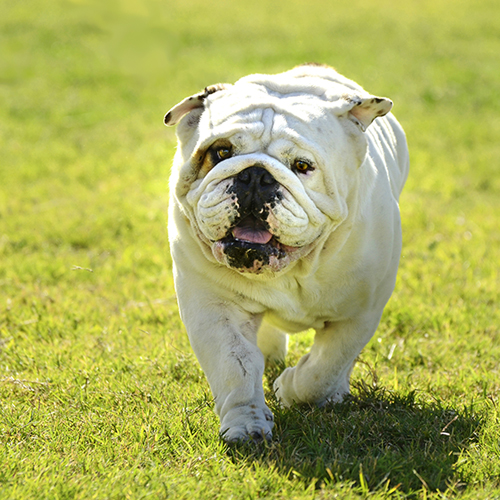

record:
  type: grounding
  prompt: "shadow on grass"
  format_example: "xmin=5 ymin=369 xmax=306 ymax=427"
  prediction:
xmin=228 ymin=382 xmax=482 ymax=496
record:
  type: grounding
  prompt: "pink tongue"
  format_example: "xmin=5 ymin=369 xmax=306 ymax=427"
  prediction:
xmin=232 ymin=226 xmax=273 ymax=244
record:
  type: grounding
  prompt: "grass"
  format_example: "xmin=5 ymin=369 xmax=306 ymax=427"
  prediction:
xmin=1 ymin=0 xmax=499 ymax=497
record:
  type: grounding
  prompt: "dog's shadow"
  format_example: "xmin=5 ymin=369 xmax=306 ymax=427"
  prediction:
xmin=228 ymin=382 xmax=482 ymax=495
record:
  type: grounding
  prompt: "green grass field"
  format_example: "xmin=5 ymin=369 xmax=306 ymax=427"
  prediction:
xmin=1 ymin=0 xmax=499 ymax=498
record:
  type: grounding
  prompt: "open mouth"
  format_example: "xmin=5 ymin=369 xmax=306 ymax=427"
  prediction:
xmin=231 ymin=215 xmax=274 ymax=245
xmin=219 ymin=214 xmax=287 ymax=269
xmin=210 ymin=213 xmax=305 ymax=273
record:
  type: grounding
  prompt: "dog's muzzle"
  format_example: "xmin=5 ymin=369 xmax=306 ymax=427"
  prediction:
xmin=231 ymin=165 xmax=278 ymax=215
xmin=216 ymin=166 xmax=292 ymax=273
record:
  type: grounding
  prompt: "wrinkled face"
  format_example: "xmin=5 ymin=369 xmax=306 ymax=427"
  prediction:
xmin=173 ymin=85 xmax=367 ymax=276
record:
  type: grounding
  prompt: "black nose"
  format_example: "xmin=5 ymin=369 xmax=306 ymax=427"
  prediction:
xmin=237 ymin=166 xmax=276 ymax=187
xmin=233 ymin=166 xmax=278 ymax=215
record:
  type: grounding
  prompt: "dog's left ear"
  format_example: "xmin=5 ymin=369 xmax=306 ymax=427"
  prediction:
xmin=164 ymin=84 xmax=232 ymax=126
xmin=344 ymin=95 xmax=393 ymax=132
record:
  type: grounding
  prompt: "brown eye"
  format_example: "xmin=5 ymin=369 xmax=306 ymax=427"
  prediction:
xmin=216 ymin=147 xmax=232 ymax=160
xmin=293 ymin=159 xmax=313 ymax=173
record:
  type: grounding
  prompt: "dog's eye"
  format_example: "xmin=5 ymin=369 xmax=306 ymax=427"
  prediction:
xmin=293 ymin=159 xmax=314 ymax=173
xmin=216 ymin=147 xmax=232 ymax=160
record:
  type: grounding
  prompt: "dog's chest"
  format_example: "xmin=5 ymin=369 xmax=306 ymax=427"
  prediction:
xmin=241 ymin=275 xmax=348 ymax=332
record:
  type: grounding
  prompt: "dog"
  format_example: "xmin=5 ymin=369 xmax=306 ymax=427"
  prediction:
xmin=164 ymin=64 xmax=409 ymax=442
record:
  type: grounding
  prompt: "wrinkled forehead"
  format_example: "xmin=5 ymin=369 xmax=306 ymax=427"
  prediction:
xmin=197 ymin=83 xmax=342 ymax=148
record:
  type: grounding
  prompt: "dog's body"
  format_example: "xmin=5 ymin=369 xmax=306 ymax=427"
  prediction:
xmin=165 ymin=64 xmax=409 ymax=442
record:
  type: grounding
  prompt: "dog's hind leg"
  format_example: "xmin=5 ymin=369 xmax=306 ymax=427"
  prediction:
xmin=257 ymin=322 xmax=288 ymax=366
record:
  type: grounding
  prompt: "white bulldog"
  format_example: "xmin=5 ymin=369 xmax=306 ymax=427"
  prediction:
xmin=164 ymin=64 xmax=409 ymax=442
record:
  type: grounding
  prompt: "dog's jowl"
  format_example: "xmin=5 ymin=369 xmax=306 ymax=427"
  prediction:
xmin=164 ymin=64 xmax=409 ymax=442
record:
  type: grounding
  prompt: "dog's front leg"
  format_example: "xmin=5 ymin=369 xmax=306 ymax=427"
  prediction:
xmin=273 ymin=313 xmax=381 ymax=407
xmin=175 ymin=282 xmax=273 ymax=442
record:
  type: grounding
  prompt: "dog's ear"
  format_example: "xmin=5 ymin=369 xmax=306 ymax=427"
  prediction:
xmin=164 ymin=84 xmax=232 ymax=126
xmin=342 ymin=94 xmax=393 ymax=132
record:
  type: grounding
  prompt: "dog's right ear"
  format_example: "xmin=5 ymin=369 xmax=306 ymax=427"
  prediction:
xmin=164 ymin=84 xmax=232 ymax=126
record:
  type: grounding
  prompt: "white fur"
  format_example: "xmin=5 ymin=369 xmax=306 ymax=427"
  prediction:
xmin=165 ymin=65 xmax=409 ymax=442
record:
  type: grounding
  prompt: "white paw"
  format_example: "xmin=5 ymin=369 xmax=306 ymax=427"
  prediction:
xmin=273 ymin=366 xmax=297 ymax=407
xmin=274 ymin=366 xmax=351 ymax=407
xmin=219 ymin=404 xmax=274 ymax=443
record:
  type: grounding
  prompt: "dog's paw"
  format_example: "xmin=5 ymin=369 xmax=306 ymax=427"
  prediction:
xmin=273 ymin=366 xmax=298 ymax=407
xmin=220 ymin=404 xmax=274 ymax=443
xmin=274 ymin=366 xmax=351 ymax=407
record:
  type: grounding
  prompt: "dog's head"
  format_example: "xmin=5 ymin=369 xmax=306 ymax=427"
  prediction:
xmin=165 ymin=65 xmax=392 ymax=276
